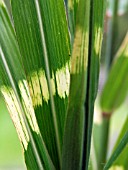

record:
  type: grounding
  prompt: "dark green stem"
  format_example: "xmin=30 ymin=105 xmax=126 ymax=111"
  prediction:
xmin=98 ymin=116 xmax=110 ymax=170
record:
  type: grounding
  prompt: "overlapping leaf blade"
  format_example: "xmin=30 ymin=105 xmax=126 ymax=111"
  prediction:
xmin=100 ymin=33 xmax=128 ymax=114
xmin=0 ymin=1 xmax=55 ymax=169
xmin=62 ymin=0 xmax=105 ymax=169
xmin=62 ymin=0 xmax=90 ymax=168
xmin=11 ymin=0 xmax=70 ymax=168
xmin=112 ymin=117 xmax=128 ymax=169
xmin=84 ymin=0 xmax=105 ymax=169
xmin=104 ymin=117 xmax=128 ymax=170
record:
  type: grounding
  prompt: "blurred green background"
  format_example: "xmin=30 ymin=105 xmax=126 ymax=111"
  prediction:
xmin=0 ymin=0 xmax=25 ymax=169
xmin=0 ymin=95 xmax=25 ymax=170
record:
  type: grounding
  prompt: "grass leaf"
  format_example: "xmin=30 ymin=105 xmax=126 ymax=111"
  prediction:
xmin=100 ymin=33 xmax=128 ymax=114
xmin=0 ymin=1 xmax=56 ymax=169
xmin=104 ymin=124 xmax=128 ymax=170
xmin=106 ymin=117 xmax=128 ymax=170
xmin=62 ymin=0 xmax=90 ymax=168
xmin=62 ymin=0 xmax=105 ymax=169
xmin=83 ymin=0 xmax=105 ymax=168
xmin=11 ymin=0 xmax=70 ymax=168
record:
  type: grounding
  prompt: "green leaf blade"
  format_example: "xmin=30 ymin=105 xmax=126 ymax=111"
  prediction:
xmin=100 ymin=33 xmax=128 ymax=114
xmin=104 ymin=129 xmax=128 ymax=170
xmin=62 ymin=0 xmax=90 ymax=169
xmin=11 ymin=0 xmax=71 ymax=168
xmin=105 ymin=117 xmax=128 ymax=170
xmin=83 ymin=0 xmax=106 ymax=168
xmin=0 ymin=1 xmax=55 ymax=169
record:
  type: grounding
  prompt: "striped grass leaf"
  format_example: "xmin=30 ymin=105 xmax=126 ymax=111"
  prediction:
xmin=62 ymin=0 xmax=105 ymax=169
xmin=10 ymin=0 xmax=71 ymax=169
xmin=100 ymin=33 xmax=128 ymax=114
xmin=83 ymin=0 xmax=106 ymax=169
xmin=104 ymin=117 xmax=128 ymax=170
xmin=62 ymin=0 xmax=90 ymax=168
xmin=0 ymin=1 xmax=55 ymax=169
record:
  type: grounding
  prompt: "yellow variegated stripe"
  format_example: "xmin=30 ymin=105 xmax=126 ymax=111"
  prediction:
xmin=109 ymin=166 xmax=124 ymax=170
xmin=71 ymin=27 xmax=88 ymax=74
xmin=68 ymin=0 xmax=79 ymax=10
xmin=28 ymin=62 xmax=70 ymax=107
xmin=28 ymin=71 xmax=42 ymax=106
xmin=18 ymin=80 xmax=39 ymax=133
xmin=94 ymin=27 xmax=102 ymax=55
xmin=39 ymin=69 xmax=56 ymax=102
xmin=56 ymin=62 xmax=70 ymax=98
xmin=39 ymin=69 xmax=51 ymax=102
xmin=1 ymin=86 xmax=29 ymax=149
xmin=68 ymin=0 xmax=73 ymax=10
xmin=82 ymin=31 xmax=89 ymax=69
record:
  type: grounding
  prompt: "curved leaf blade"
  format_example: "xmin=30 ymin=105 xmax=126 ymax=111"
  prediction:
xmin=0 ymin=1 xmax=55 ymax=169
xmin=100 ymin=33 xmax=128 ymax=114
xmin=11 ymin=0 xmax=70 ymax=168
xmin=105 ymin=117 xmax=128 ymax=170
xmin=62 ymin=0 xmax=105 ymax=169
xmin=104 ymin=130 xmax=128 ymax=170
